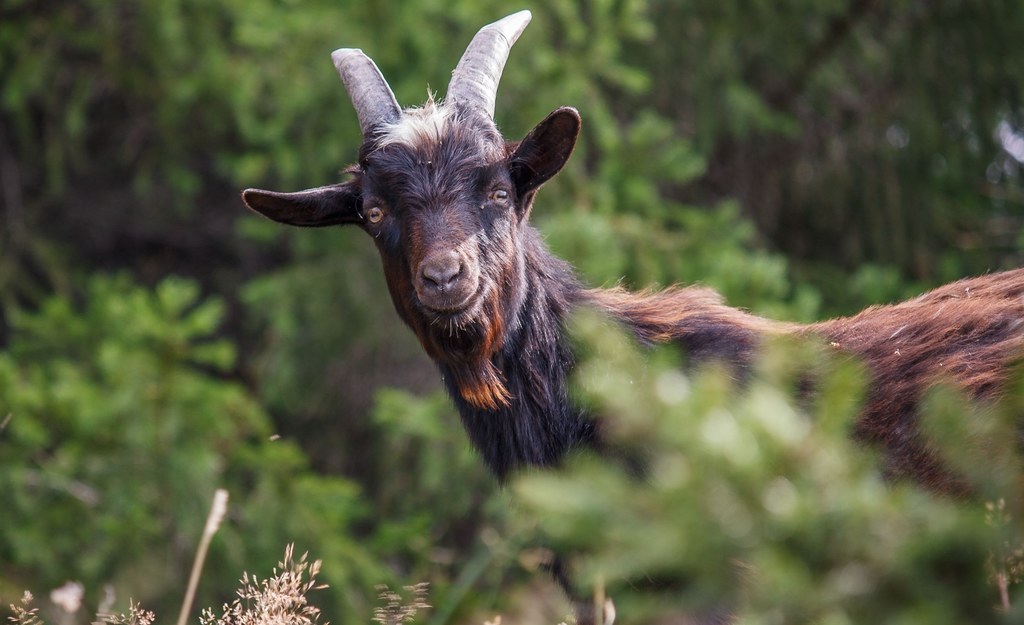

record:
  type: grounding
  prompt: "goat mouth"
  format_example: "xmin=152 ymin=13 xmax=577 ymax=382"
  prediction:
xmin=421 ymin=296 xmax=477 ymax=319
xmin=418 ymin=288 xmax=486 ymax=327
xmin=415 ymin=283 xmax=481 ymax=318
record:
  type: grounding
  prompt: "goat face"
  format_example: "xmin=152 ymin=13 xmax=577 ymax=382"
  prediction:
xmin=358 ymin=103 xmax=577 ymax=328
xmin=241 ymin=12 xmax=580 ymax=410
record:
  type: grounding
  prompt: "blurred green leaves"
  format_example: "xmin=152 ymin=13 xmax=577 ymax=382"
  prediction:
xmin=0 ymin=275 xmax=382 ymax=619
xmin=512 ymin=313 xmax=1022 ymax=623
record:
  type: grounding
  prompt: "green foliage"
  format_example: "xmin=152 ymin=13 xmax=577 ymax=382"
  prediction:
xmin=0 ymin=0 xmax=358 ymax=200
xmin=544 ymin=201 xmax=817 ymax=320
xmin=239 ymin=234 xmax=432 ymax=477
xmin=512 ymin=312 xmax=1024 ymax=623
xmin=0 ymin=275 xmax=380 ymax=620
xmin=364 ymin=389 xmax=513 ymax=621
xmin=633 ymin=0 xmax=1024 ymax=287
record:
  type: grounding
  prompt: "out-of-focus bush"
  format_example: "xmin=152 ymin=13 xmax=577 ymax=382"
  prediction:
xmin=0 ymin=275 xmax=383 ymax=619
xmin=511 ymin=311 xmax=1024 ymax=623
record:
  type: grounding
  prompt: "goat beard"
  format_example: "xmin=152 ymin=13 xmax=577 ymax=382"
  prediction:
xmin=413 ymin=293 xmax=513 ymax=411
xmin=447 ymin=359 xmax=512 ymax=411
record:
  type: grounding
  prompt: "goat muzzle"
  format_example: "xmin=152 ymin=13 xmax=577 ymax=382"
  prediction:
xmin=415 ymin=250 xmax=479 ymax=313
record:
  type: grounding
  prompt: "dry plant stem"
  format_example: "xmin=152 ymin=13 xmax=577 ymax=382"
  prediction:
xmin=999 ymin=573 xmax=1011 ymax=613
xmin=176 ymin=489 xmax=229 ymax=625
xmin=590 ymin=579 xmax=615 ymax=625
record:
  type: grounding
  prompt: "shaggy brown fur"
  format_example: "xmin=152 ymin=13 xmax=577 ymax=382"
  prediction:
xmin=583 ymin=270 xmax=1024 ymax=493
xmin=807 ymin=268 xmax=1024 ymax=490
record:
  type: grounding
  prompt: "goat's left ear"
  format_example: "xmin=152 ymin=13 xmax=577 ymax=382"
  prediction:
xmin=509 ymin=106 xmax=581 ymax=198
xmin=241 ymin=182 xmax=362 ymax=227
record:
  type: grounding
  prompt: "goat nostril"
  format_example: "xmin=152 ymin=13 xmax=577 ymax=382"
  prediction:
xmin=421 ymin=255 xmax=463 ymax=290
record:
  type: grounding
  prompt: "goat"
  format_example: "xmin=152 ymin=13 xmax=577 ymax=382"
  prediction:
xmin=242 ymin=8 xmax=1024 ymax=615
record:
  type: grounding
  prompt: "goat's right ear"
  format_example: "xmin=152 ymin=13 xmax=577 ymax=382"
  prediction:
xmin=509 ymin=106 xmax=581 ymax=197
xmin=241 ymin=182 xmax=362 ymax=227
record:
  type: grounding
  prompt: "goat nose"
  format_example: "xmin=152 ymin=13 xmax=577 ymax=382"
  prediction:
xmin=421 ymin=252 xmax=463 ymax=290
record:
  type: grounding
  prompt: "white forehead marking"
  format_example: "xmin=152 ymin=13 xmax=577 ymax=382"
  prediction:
xmin=378 ymin=96 xmax=459 ymax=150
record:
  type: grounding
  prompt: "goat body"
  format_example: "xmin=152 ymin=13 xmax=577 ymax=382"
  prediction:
xmin=242 ymin=12 xmax=1024 ymax=491
xmin=597 ymin=266 xmax=1024 ymax=492
xmin=431 ymin=218 xmax=1024 ymax=489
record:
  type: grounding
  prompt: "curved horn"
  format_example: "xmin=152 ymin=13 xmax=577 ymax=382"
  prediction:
xmin=447 ymin=10 xmax=532 ymax=119
xmin=331 ymin=48 xmax=402 ymax=135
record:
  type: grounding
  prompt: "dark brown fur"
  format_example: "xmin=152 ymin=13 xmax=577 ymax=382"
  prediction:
xmin=808 ymin=269 xmax=1024 ymax=490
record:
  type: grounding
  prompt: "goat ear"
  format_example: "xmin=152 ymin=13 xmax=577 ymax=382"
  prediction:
xmin=241 ymin=182 xmax=362 ymax=227
xmin=510 ymin=106 xmax=581 ymax=197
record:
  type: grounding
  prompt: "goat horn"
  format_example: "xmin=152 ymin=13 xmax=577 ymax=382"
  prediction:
xmin=447 ymin=10 xmax=532 ymax=119
xmin=332 ymin=48 xmax=401 ymax=135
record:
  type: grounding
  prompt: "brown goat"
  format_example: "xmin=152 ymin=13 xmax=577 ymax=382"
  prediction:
xmin=242 ymin=10 xmax=1024 ymax=619
xmin=242 ymin=9 xmax=1024 ymax=488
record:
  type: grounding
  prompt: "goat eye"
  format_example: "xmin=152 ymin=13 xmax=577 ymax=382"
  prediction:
xmin=489 ymin=189 xmax=510 ymax=202
xmin=365 ymin=206 xmax=384 ymax=224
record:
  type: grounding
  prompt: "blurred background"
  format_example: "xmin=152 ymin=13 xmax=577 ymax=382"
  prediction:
xmin=1 ymin=0 xmax=1023 ymax=622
